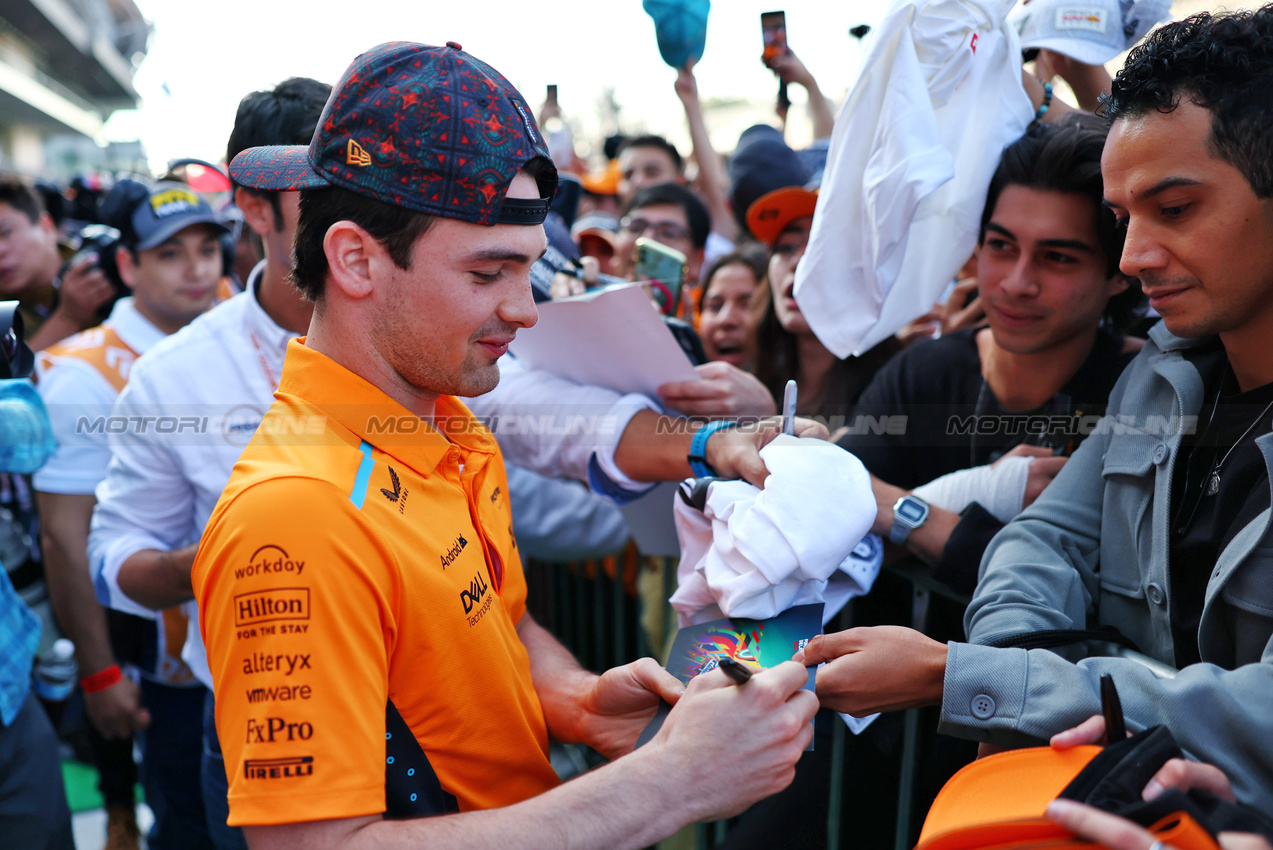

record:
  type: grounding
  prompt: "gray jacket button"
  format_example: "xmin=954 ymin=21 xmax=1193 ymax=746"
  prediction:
xmin=971 ymin=694 xmax=996 ymax=719
xmin=1153 ymin=444 xmax=1167 ymax=464
xmin=1147 ymin=582 xmax=1165 ymax=605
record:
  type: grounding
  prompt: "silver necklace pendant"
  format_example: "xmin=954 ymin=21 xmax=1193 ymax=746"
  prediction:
xmin=1206 ymin=471 xmax=1221 ymax=496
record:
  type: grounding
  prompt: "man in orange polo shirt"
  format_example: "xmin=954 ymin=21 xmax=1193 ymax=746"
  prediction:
xmin=194 ymin=41 xmax=817 ymax=848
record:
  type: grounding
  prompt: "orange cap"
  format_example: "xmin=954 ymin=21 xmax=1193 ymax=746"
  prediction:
xmin=745 ymin=186 xmax=818 ymax=246
xmin=581 ymin=159 xmax=621 ymax=196
xmin=916 ymin=745 xmax=1101 ymax=850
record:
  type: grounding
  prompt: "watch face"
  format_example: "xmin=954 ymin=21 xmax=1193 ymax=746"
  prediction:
xmin=897 ymin=499 xmax=927 ymax=523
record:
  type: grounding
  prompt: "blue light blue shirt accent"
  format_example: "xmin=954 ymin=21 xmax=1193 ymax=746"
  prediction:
xmin=0 ymin=564 xmax=40 ymax=726
xmin=349 ymin=440 xmax=375 ymax=509
xmin=587 ymin=453 xmax=650 ymax=507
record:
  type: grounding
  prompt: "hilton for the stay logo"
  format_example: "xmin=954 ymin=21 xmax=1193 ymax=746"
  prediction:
xmin=234 ymin=588 xmax=310 ymax=627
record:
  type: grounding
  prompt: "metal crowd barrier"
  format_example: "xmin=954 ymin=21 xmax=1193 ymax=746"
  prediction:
xmin=524 ymin=552 xmax=1176 ymax=850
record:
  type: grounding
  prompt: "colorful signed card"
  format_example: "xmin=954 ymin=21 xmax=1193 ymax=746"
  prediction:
xmin=667 ymin=603 xmax=822 ymax=688
xmin=636 ymin=603 xmax=823 ymax=748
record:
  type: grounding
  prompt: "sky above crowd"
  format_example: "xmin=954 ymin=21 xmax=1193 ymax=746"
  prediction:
xmin=103 ymin=0 xmax=887 ymax=173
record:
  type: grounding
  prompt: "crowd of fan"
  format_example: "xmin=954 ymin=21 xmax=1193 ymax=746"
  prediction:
xmin=2 ymin=4 xmax=1273 ymax=850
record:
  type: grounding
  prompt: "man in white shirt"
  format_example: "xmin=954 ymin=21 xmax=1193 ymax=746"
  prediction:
xmin=89 ymin=76 xmax=331 ymax=850
xmin=36 ymin=180 xmax=229 ymax=849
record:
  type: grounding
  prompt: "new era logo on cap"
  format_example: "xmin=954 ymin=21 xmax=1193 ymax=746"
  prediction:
xmin=347 ymin=140 xmax=371 ymax=167
xmin=228 ymin=41 xmax=557 ymax=227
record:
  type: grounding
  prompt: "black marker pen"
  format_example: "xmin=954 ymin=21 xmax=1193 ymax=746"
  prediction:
xmin=719 ymin=657 xmax=754 ymax=685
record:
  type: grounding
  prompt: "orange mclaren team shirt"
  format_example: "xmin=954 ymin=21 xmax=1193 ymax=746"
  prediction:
xmin=192 ymin=339 xmax=559 ymax=827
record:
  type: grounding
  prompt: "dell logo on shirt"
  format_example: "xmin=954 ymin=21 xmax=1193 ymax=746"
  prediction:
xmin=460 ymin=572 xmax=489 ymax=614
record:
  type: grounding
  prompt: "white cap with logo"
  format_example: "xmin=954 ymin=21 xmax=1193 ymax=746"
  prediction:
xmin=1010 ymin=0 xmax=1172 ymax=66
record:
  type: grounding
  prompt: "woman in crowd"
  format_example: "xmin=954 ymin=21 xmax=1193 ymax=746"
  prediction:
xmin=747 ymin=186 xmax=901 ymax=426
xmin=696 ymin=246 xmax=767 ymax=369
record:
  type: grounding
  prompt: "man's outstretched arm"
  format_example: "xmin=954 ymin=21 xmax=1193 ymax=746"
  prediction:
xmin=613 ymin=410 xmax=828 ymax=489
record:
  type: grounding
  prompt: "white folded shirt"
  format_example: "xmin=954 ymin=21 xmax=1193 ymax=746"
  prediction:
xmin=671 ymin=435 xmax=880 ymax=627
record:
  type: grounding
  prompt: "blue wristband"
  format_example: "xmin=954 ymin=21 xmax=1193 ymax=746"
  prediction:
xmin=688 ymin=420 xmax=737 ymax=478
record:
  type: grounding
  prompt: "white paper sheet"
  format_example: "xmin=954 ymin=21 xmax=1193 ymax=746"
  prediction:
xmin=509 ymin=284 xmax=700 ymax=398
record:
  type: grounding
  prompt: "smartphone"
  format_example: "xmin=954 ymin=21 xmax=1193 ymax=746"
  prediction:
xmin=761 ymin=12 xmax=791 ymax=111
xmin=546 ymin=84 xmax=558 ymax=105
xmin=761 ymin=11 xmax=788 ymax=61
xmin=634 ymin=237 xmax=687 ymax=317
xmin=664 ymin=316 xmax=708 ymax=365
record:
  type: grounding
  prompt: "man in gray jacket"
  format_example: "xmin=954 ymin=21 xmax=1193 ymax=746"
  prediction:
xmin=798 ymin=6 xmax=1273 ymax=812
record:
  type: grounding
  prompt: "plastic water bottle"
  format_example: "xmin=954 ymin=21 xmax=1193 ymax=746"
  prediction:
xmin=0 ymin=380 xmax=57 ymax=474
xmin=33 ymin=638 xmax=77 ymax=702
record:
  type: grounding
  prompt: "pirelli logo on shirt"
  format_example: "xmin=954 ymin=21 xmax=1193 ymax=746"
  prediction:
xmin=235 ymin=587 xmax=310 ymax=627
xmin=245 ymin=756 xmax=313 ymax=780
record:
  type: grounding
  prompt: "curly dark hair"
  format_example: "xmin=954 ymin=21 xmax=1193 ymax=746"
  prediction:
xmin=1102 ymin=7 xmax=1273 ymax=198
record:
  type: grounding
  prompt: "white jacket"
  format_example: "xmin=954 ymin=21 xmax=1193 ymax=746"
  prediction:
xmin=794 ymin=0 xmax=1033 ymax=357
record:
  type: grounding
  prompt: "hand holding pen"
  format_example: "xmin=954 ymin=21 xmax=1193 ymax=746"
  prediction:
xmin=719 ymin=657 xmax=755 ymax=685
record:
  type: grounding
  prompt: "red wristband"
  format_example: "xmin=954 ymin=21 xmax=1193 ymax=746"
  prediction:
xmin=80 ymin=664 xmax=123 ymax=694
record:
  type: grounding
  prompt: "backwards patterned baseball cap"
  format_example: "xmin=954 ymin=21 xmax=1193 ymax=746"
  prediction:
xmin=229 ymin=41 xmax=557 ymax=227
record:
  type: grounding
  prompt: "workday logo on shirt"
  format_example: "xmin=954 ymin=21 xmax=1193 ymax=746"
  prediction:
xmin=235 ymin=545 xmax=305 ymax=580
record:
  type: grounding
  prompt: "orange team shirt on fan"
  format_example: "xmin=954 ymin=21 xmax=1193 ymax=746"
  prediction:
xmin=192 ymin=339 xmax=559 ymax=827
